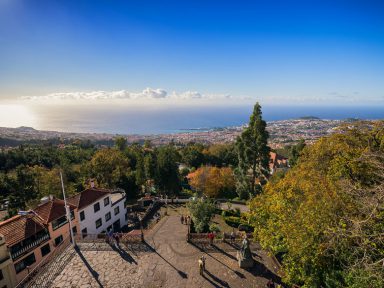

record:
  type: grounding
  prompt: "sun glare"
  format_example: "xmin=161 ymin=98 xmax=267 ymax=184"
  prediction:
xmin=0 ymin=105 xmax=37 ymax=128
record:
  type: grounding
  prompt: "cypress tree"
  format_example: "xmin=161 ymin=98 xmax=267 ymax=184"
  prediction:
xmin=235 ymin=102 xmax=270 ymax=199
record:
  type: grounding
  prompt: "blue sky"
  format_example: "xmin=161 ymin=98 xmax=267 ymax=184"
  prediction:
xmin=0 ymin=0 xmax=384 ymax=105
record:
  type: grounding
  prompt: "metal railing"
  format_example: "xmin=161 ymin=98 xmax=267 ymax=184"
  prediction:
xmin=75 ymin=232 xmax=143 ymax=244
xmin=188 ymin=232 xmax=253 ymax=243
xmin=11 ymin=234 xmax=50 ymax=260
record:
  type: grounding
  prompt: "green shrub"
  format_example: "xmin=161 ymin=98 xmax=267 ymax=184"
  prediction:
xmin=222 ymin=209 xmax=240 ymax=217
xmin=224 ymin=216 xmax=242 ymax=227
xmin=221 ymin=210 xmax=229 ymax=217
xmin=187 ymin=198 xmax=216 ymax=233
xmin=209 ymin=223 xmax=220 ymax=233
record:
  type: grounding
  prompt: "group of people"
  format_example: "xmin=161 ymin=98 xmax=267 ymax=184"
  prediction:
xmin=106 ymin=229 xmax=121 ymax=247
xmin=180 ymin=214 xmax=191 ymax=225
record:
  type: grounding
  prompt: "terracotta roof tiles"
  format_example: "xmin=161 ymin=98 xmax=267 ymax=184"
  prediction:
xmin=33 ymin=198 xmax=76 ymax=224
xmin=0 ymin=214 xmax=47 ymax=247
xmin=67 ymin=188 xmax=111 ymax=210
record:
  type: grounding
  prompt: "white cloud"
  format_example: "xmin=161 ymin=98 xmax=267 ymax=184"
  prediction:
xmin=20 ymin=88 xmax=236 ymax=102
xmin=175 ymin=91 xmax=203 ymax=99
xmin=20 ymin=88 xmax=168 ymax=101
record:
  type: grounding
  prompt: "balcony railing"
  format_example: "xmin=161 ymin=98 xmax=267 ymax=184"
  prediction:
xmin=52 ymin=219 xmax=68 ymax=231
xmin=11 ymin=234 xmax=50 ymax=260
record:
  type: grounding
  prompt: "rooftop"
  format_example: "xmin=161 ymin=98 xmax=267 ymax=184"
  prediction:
xmin=0 ymin=214 xmax=46 ymax=247
xmin=110 ymin=192 xmax=125 ymax=205
xmin=34 ymin=198 xmax=76 ymax=224
xmin=67 ymin=188 xmax=112 ymax=210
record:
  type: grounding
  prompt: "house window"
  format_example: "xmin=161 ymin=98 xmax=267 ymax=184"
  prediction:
xmin=80 ymin=211 xmax=85 ymax=221
xmin=40 ymin=243 xmax=51 ymax=257
xmin=72 ymin=226 xmax=77 ymax=235
xmin=95 ymin=218 xmax=102 ymax=229
xmin=0 ymin=269 xmax=3 ymax=280
xmin=105 ymin=212 xmax=111 ymax=222
xmin=52 ymin=215 xmax=68 ymax=230
xmin=104 ymin=197 xmax=110 ymax=206
xmin=14 ymin=253 xmax=36 ymax=274
xmin=114 ymin=206 xmax=120 ymax=215
xmin=54 ymin=235 xmax=63 ymax=247
xmin=81 ymin=228 xmax=87 ymax=237
xmin=94 ymin=202 xmax=100 ymax=213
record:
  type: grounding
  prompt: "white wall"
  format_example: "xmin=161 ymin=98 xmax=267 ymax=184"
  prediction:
xmin=77 ymin=194 xmax=127 ymax=235
xmin=110 ymin=198 xmax=127 ymax=232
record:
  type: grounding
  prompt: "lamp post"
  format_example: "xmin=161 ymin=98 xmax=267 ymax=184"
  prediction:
xmin=60 ymin=171 xmax=76 ymax=247
xmin=165 ymin=195 xmax=168 ymax=216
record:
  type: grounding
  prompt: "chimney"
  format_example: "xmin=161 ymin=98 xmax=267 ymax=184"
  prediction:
xmin=40 ymin=196 xmax=49 ymax=204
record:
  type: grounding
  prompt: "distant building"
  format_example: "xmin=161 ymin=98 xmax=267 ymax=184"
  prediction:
xmin=269 ymin=152 xmax=289 ymax=174
xmin=67 ymin=187 xmax=127 ymax=236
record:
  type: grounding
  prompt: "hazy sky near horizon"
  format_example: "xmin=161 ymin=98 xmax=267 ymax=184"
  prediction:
xmin=1 ymin=0 xmax=384 ymax=106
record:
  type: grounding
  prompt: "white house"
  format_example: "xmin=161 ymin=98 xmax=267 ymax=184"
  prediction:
xmin=67 ymin=187 xmax=127 ymax=236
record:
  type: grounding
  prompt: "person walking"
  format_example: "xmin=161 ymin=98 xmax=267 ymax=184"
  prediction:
xmin=208 ymin=232 xmax=215 ymax=245
xmin=107 ymin=229 xmax=114 ymax=244
xmin=181 ymin=214 xmax=184 ymax=224
xmin=198 ymin=255 xmax=206 ymax=276
xmin=114 ymin=233 xmax=120 ymax=248
xmin=230 ymin=229 xmax=236 ymax=244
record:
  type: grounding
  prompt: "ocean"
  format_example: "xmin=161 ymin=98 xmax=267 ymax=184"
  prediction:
xmin=1 ymin=103 xmax=384 ymax=135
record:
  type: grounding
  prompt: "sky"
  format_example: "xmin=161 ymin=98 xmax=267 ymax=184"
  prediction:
xmin=0 ymin=0 xmax=384 ymax=106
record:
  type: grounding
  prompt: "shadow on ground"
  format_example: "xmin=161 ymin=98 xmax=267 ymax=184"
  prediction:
xmin=144 ymin=241 xmax=188 ymax=279
xmin=75 ymin=246 xmax=104 ymax=288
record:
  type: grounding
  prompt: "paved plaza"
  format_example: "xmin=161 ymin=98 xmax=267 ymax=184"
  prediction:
xmin=41 ymin=208 xmax=282 ymax=288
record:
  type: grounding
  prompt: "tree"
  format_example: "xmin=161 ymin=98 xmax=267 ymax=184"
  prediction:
xmin=249 ymin=121 xmax=384 ymax=287
xmin=6 ymin=165 xmax=40 ymax=216
xmin=181 ymin=143 xmax=205 ymax=168
xmin=235 ymin=103 xmax=270 ymax=199
xmin=289 ymin=139 xmax=306 ymax=166
xmin=114 ymin=136 xmax=127 ymax=151
xmin=88 ymin=148 xmax=129 ymax=188
xmin=187 ymin=198 xmax=216 ymax=233
xmin=203 ymin=143 xmax=238 ymax=167
xmin=188 ymin=166 xmax=236 ymax=198
xmin=155 ymin=145 xmax=181 ymax=195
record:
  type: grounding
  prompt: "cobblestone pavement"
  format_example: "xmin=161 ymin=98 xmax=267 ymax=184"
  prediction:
xmin=49 ymin=215 xmax=282 ymax=288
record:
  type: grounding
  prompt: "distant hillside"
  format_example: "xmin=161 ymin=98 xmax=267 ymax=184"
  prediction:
xmin=297 ymin=116 xmax=321 ymax=120
xmin=16 ymin=126 xmax=37 ymax=132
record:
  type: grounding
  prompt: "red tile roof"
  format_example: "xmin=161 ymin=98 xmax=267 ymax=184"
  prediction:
xmin=67 ymin=188 xmax=111 ymax=210
xmin=33 ymin=198 xmax=76 ymax=225
xmin=0 ymin=214 xmax=47 ymax=247
xmin=269 ymin=152 xmax=288 ymax=170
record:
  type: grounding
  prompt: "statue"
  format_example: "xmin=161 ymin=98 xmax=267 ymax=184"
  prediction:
xmin=237 ymin=235 xmax=254 ymax=268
